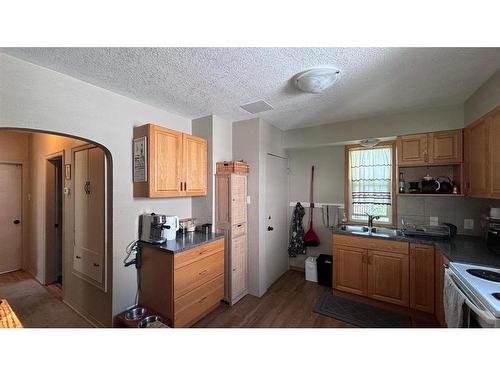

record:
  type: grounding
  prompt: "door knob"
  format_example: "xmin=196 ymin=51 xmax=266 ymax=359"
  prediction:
xmin=267 ymin=226 xmax=274 ymax=231
xmin=13 ymin=220 xmax=20 ymax=224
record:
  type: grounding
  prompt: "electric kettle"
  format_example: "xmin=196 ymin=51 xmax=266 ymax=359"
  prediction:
xmin=162 ymin=215 xmax=179 ymax=241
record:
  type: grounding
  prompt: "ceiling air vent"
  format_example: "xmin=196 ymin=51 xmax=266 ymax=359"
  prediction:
xmin=240 ymin=100 xmax=273 ymax=114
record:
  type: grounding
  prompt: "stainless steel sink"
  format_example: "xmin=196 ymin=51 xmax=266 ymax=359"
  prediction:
xmin=337 ymin=225 xmax=402 ymax=238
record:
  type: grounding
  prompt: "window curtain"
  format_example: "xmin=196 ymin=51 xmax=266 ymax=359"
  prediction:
xmin=350 ymin=147 xmax=392 ymax=217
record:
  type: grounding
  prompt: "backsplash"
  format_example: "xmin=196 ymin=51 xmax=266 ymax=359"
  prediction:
xmin=397 ymin=196 xmax=497 ymax=237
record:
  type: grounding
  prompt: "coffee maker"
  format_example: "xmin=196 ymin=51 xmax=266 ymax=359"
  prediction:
xmin=140 ymin=213 xmax=167 ymax=244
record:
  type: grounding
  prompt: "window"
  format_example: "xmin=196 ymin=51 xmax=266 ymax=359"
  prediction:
xmin=345 ymin=142 xmax=396 ymax=225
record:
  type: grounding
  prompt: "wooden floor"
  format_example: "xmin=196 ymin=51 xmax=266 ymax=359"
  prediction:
xmin=194 ymin=270 xmax=440 ymax=328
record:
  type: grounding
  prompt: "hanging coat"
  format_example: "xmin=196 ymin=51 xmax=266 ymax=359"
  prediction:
xmin=288 ymin=202 xmax=306 ymax=257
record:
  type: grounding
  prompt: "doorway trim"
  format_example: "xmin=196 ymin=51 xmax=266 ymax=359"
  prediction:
xmin=44 ymin=150 xmax=65 ymax=288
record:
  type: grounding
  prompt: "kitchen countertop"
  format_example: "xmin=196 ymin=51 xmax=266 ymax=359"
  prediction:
xmin=139 ymin=231 xmax=224 ymax=254
xmin=331 ymin=226 xmax=500 ymax=268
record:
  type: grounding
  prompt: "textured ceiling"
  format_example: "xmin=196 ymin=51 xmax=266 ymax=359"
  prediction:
xmin=2 ymin=48 xmax=499 ymax=130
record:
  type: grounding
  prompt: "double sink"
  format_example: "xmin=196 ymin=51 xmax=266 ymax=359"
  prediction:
xmin=337 ymin=224 xmax=403 ymax=238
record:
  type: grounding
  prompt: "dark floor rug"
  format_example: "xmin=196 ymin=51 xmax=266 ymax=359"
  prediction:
xmin=314 ymin=291 xmax=412 ymax=328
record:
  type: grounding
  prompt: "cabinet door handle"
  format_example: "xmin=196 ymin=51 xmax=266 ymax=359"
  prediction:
xmin=198 ymin=269 xmax=208 ymax=276
xmin=184 ymin=182 xmax=187 ymax=191
xmin=75 ymin=255 xmax=81 ymax=259
xmin=93 ymin=263 xmax=100 ymax=267
xmin=180 ymin=182 xmax=183 ymax=191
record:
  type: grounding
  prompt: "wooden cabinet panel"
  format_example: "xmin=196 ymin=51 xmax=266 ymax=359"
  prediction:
xmin=490 ymin=110 xmax=500 ymax=197
xmin=428 ymin=129 xmax=463 ymax=164
xmin=173 ymin=239 xmax=224 ymax=270
xmin=410 ymin=243 xmax=435 ymax=313
xmin=434 ymin=249 xmax=450 ymax=327
xmin=333 ymin=234 xmax=408 ymax=255
xmin=367 ymin=250 xmax=409 ymax=307
xmin=174 ymin=251 xmax=224 ymax=298
xmin=183 ymin=134 xmax=207 ymax=196
xmin=152 ymin=126 xmax=183 ymax=196
xmin=174 ymin=274 xmax=224 ymax=328
xmin=465 ymin=119 xmax=489 ymax=197
xmin=397 ymin=133 xmax=428 ymax=166
xmin=333 ymin=245 xmax=367 ymax=296
xmin=231 ymin=235 xmax=247 ymax=301
xmin=230 ymin=174 xmax=247 ymax=225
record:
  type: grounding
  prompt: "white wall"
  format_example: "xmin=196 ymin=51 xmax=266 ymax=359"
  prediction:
xmin=0 ymin=53 xmax=193 ymax=325
xmin=287 ymin=145 xmax=344 ymax=269
xmin=284 ymin=105 xmax=464 ymax=149
xmin=192 ymin=115 xmax=232 ymax=226
xmin=464 ymin=69 xmax=500 ymax=124
xmin=233 ymin=118 xmax=287 ymax=297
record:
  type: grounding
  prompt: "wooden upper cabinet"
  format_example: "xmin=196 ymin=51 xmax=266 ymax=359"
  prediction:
xmin=133 ymin=124 xmax=207 ymax=198
xmin=397 ymin=133 xmax=428 ymax=166
xmin=410 ymin=243 xmax=435 ymax=314
xmin=397 ymin=129 xmax=463 ymax=166
xmin=465 ymin=118 xmax=489 ymax=197
xmin=182 ymin=134 xmax=208 ymax=196
xmin=153 ymin=126 xmax=183 ymax=196
xmin=489 ymin=109 xmax=500 ymax=197
xmin=428 ymin=129 xmax=463 ymax=164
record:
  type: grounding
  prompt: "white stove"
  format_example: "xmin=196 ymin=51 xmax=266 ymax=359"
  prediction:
xmin=448 ymin=262 xmax=500 ymax=327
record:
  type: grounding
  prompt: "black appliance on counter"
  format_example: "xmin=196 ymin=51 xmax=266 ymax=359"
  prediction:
xmin=487 ymin=217 xmax=500 ymax=255
xmin=317 ymin=254 xmax=333 ymax=287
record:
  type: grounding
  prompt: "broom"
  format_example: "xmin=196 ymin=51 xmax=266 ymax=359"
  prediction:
xmin=304 ymin=165 xmax=320 ymax=247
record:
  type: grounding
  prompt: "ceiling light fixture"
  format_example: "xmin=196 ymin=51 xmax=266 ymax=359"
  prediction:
xmin=359 ymin=138 xmax=381 ymax=148
xmin=294 ymin=68 xmax=340 ymax=94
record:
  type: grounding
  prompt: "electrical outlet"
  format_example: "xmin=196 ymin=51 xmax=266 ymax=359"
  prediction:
xmin=246 ymin=195 xmax=251 ymax=205
xmin=430 ymin=216 xmax=439 ymax=226
xmin=464 ymin=219 xmax=474 ymax=230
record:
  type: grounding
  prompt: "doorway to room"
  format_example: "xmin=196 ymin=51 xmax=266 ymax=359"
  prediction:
xmin=45 ymin=155 xmax=63 ymax=288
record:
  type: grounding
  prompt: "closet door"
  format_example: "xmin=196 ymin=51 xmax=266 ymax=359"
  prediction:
xmin=73 ymin=147 xmax=105 ymax=286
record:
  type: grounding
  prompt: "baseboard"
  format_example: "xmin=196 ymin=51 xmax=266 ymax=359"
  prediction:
xmin=289 ymin=266 xmax=305 ymax=273
xmin=63 ymin=299 xmax=104 ymax=328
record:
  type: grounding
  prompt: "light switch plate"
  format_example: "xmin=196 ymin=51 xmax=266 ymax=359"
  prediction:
xmin=247 ymin=195 xmax=251 ymax=204
xmin=430 ymin=216 xmax=439 ymax=226
xmin=464 ymin=219 xmax=474 ymax=230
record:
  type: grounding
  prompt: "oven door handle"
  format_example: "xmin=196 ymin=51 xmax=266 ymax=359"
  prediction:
xmin=446 ymin=269 xmax=497 ymax=326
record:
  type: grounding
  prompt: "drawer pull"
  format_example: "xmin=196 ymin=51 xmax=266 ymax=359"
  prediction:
xmin=93 ymin=263 xmax=100 ymax=267
xmin=198 ymin=296 xmax=208 ymax=303
xmin=199 ymin=250 xmax=210 ymax=256
xmin=76 ymin=255 xmax=81 ymax=259
xmin=198 ymin=269 xmax=208 ymax=276
xmin=237 ymin=224 xmax=242 ymax=227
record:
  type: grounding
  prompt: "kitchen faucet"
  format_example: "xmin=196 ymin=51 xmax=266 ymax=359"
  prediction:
xmin=365 ymin=212 xmax=380 ymax=229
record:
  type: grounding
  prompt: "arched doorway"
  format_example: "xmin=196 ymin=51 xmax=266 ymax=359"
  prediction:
xmin=0 ymin=128 xmax=113 ymax=327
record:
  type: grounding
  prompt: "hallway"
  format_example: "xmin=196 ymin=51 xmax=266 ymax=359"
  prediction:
xmin=0 ymin=271 xmax=91 ymax=328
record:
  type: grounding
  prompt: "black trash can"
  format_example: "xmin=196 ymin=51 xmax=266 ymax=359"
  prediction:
xmin=316 ymin=254 xmax=333 ymax=287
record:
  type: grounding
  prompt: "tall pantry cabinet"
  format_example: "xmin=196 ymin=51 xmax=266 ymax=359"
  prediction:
xmin=215 ymin=170 xmax=248 ymax=305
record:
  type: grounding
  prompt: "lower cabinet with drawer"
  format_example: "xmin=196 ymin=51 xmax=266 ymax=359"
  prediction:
xmin=333 ymin=234 xmax=434 ymax=311
xmin=138 ymin=238 xmax=225 ymax=327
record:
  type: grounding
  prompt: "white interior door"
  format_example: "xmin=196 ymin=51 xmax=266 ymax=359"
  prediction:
xmin=0 ymin=163 xmax=22 ymax=274
xmin=265 ymin=154 xmax=289 ymax=289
